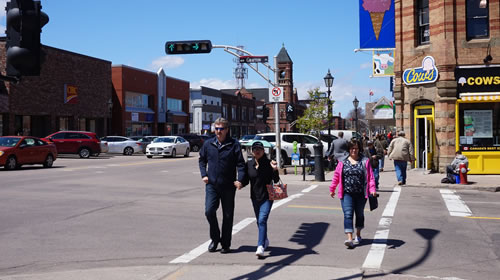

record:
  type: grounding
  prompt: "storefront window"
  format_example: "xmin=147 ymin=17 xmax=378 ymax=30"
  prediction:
xmin=59 ymin=117 xmax=69 ymax=131
xmin=167 ymin=98 xmax=183 ymax=112
xmin=458 ymin=102 xmax=500 ymax=151
xmin=0 ymin=115 xmax=3 ymax=136
xmin=78 ymin=118 xmax=86 ymax=131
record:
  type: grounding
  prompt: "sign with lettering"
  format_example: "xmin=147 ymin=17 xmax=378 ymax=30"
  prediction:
xmin=455 ymin=66 xmax=500 ymax=94
xmin=402 ymin=56 xmax=438 ymax=85
xmin=239 ymin=56 xmax=268 ymax=64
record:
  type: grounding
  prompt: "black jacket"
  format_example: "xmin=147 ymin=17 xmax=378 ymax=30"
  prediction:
xmin=243 ymin=156 xmax=280 ymax=202
xmin=199 ymin=136 xmax=246 ymax=187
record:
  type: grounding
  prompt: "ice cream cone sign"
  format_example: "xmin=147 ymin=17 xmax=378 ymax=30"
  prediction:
xmin=362 ymin=0 xmax=392 ymax=40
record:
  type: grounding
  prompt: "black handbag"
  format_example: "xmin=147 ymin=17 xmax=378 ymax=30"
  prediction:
xmin=369 ymin=194 xmax=379 ymax=211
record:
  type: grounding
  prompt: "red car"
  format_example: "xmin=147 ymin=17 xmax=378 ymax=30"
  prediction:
xmin=0 ymin=136 xmax=58 ymax=170
xmin=44 ymin=131 xmax=101 ymax=158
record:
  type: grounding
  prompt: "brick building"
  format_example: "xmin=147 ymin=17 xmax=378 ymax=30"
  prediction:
xmin=394 ymin=0 xmax=500 ymax=174
xmin=0 ymin=40 xmax=112 ymax=137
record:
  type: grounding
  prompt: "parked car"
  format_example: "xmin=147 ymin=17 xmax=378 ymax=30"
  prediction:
xmin=254 ymin=132 xmax=328 ymax=165
xmin=44 ymin=131 xmax=101 ymax=158
xmin=100 ymin=140 xmax=109 ymax=153
xmin=129 ymin=136 xmax=159 ymax=153
xmin=100 ymin=136 xmax=143 ymax=155
xmin=0 ymin=136 xmax=58 ymax=170
xmin=176 ymin=134 xmax=204 ymax=152
xmin=239 ymin=134 xmax=256 ymax=145
xmin=146 ymin=136 xmax=190 ymax=158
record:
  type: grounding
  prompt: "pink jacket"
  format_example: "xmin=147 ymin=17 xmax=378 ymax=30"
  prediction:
xmin=329 ymin=158 xmax=376 ymax=199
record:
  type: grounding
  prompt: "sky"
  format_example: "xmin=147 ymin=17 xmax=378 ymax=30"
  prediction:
xmin=1 ymin=0 xmax=393 ymax=118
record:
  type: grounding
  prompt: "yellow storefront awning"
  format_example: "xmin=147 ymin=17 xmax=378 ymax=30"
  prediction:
xmin=459 ymin=93 xmax=500 ymax=101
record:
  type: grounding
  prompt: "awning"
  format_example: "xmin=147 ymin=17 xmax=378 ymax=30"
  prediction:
xmin=459 ymin=92 xmax=500 ymax=101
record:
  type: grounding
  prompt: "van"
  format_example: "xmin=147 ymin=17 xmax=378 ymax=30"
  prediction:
xmin=321 ymin=130 xmax=361 ymax=142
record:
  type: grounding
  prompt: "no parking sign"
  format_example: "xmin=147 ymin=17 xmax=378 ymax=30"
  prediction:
xmin=269 ymin=87 xmax=284 ymax=102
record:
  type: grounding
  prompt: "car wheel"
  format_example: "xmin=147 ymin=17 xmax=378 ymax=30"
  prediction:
xmin=5 ymin=156 xmax=17 ymax=170
xmin=184 ymin=148 xmax=190 ymax=157
xmin=43 ymin=154 xmax=54 ymax=168
xmin=192 ymin=145 xmax=199 ymax=152
xmin=146 ymin=155 xmax=153 ymax=158
xmin=79 ymin=147 xmax=91 ymax=158
xmin=123 ymin=147 xmax=134 ymax=155
xmin=171 ymin=149 xmax=176 ymax=158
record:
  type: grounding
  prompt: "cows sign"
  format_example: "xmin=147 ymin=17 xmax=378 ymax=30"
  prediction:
xmin=372 ymin=50 xmax=394 ymax=77
xmin=403 ymin=56 xmax=439 ymax=85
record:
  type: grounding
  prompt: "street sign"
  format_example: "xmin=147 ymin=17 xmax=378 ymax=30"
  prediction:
xmin=269 ymin=87 xmax=284 ymax=102
xmin=239 ymin=56 xmax=269 ymax=64
xmin=291 ymin=153 xmax=300 ymax=166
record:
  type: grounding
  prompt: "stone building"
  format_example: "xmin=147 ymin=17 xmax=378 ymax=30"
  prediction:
xmin=394 ymin=0 xmax=499 ymax=174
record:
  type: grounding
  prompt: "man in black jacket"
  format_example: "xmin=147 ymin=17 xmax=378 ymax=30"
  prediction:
xmin=199 ymin=118 xmax=246 ymax=254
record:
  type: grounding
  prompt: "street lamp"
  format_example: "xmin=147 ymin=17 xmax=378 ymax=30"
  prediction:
xmin=353 ymin=97 xmax=359 ymax=135
xmin=324 ymin=69 xmax=334 ymax=151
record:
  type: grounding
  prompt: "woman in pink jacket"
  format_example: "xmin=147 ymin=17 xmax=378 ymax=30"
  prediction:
xmin=329 ymin=139 xmax=377 ymax=249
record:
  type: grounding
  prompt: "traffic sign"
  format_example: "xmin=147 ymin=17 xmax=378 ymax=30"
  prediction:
xmin=291 ymin=153 xmax=300 ymax=166
xmin=269 ymin=87 xmax=284 ymax=102
xmin=239 ymin=56 xmax=269 ymax=64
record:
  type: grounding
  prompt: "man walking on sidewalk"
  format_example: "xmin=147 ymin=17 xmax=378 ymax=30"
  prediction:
xmin=199 ymin=117 xmax=246 ymax=254
xmin=387 ymin=131 xmax=415 ymax=185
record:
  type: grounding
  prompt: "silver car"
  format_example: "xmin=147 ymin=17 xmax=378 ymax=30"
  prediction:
xmin=100 ymin=136 xmax=142 ymax=155
xmin=146 ymin=136 xmax=190 ymax=158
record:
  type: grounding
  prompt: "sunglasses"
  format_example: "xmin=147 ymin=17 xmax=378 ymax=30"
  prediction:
xmin=214 ymin=127 xmax=226 ymax=131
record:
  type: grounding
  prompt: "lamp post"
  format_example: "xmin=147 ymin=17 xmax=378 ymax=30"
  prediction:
xmin=324 ymin=69 xmax=334 ymax=151
xmin=353 ymin=97 xmax=359 ymax=135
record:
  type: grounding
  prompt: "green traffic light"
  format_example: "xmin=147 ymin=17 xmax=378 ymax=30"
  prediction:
xmin=192 ymin=43 xmax=199 ymax=51
xmin=168 ymin=44 xmax=174 ymax=52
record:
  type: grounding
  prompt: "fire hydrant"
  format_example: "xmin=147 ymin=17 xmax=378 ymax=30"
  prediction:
xmin=459 ymin=163 xmax=468 ymax=184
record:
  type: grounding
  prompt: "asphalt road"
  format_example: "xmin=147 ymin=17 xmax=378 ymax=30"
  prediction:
xmin=0 ymin=154 xmax=499 ymax=279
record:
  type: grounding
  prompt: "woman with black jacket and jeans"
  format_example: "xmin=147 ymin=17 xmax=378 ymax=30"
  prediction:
xmin=240 ymin=141 xmax=279 ymax=258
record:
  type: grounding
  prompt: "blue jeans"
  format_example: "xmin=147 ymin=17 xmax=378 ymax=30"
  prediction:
xmin=394 ymin=160 xmax=408 ymax=184
xmin=340 ymin=193 xmax=367 ymax=233
xmin=252 ymin=199 xmax=273 ymax=247
xmin=205 ymin=184 xmax=236 ymax=248
xmin=379 ymin=156 xmax=385 ymax=170
xmin=373 ymin=166 xmax=380 ymax=189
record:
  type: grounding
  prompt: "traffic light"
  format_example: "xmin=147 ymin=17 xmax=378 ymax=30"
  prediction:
xmin=286 ymin=103 xmax=295 ymax=122
xmin=165 ymin=40 xmax=212 ymax=55
xmin=5 ymin=0 xmax=49 ymax=77
xmin=262 ymin=105 xmax=269 ymax=122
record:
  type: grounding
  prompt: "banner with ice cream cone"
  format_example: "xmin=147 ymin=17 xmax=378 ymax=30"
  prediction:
xmin=359 ymin=0 xmax=395 ymax=49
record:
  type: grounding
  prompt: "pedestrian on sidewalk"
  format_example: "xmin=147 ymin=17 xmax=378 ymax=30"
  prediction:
xmin=240 ymin=141 xmax=280 ymax=258
xmin=375 ymin=133 xmax=388 ymax=172
xmin=364 ymin=140 xmax=384 ymax=190
xmin=199 ymin=117 xmax=246 ymax=254
xmin=387 ymin=131 xmax=415 ymax=185
xmin=329 ymin=139 xmax=377 ymax=249
xmin=327 ymin=131 xmax=349 ymax=170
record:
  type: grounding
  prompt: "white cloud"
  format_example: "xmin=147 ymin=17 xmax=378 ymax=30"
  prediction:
xmin=150 ymin=56 xmax=184 ymax=71
xmin=191 ymin=78 xmax=237 ymax=90
xmin=360 ymin=62 xmax=372 ymax=69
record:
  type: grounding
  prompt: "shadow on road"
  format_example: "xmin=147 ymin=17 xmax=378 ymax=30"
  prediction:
xmin=231 ymin=222 xmax=329 ymax=280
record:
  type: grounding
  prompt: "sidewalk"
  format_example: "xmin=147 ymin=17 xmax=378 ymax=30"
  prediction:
xmin=279 ymin=160 xmax=500 ymax=192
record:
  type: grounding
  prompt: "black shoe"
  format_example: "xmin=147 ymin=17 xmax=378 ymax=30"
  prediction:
xmin=208 ymin=241 xmax=218 ymax=252
xmin=220 ymin=247 xmax=230 ymax=254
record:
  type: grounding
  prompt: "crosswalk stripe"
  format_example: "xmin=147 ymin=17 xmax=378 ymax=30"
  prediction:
xmin=440 ymin=189 xmax=472 ymax=217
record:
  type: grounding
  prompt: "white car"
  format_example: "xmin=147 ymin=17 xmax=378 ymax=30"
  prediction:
xmin=146 ymin=136 xmax=190 ymax=158
xmin=254 ymin=133 xmax=328 ymax=165
xmin=100 ymin=136 xmax=142 ymax=155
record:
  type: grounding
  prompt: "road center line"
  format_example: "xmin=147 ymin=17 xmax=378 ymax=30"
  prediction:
xmin=440 ymin=189 xmax=472 ymax=217
xmin=362 ymin=186 xmax=401 ymax=270
xmin=169 ymin=188 xmax=306 ymax=264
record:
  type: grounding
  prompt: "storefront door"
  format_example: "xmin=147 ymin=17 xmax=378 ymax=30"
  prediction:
xmin=414 ymin=105 xmax=434 ymax=170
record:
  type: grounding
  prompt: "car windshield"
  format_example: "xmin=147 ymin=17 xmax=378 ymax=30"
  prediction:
xmin=241 ymin=135 xmax=255 ymax=140
xmin=0 ymin=137 xmax=21 ymax=147
xmin=153 ymin=137 xmax=174 ymax=143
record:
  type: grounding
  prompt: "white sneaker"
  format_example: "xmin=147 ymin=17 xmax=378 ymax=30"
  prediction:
xmin=256 ymin=245 xmax=265 ymax=257
xmin=344 ymin=240 xmax=354 ymax=249
xmin=264 ymin=238 xmax=269 ymax=250
xmin=353 ymin=236 xmax=362 ymax=245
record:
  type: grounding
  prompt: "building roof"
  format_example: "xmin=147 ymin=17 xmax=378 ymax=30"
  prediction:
xmin=276 ymin=44 xmax=292 ymax=63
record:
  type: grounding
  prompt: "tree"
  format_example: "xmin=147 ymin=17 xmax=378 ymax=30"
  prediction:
xmin=346 ymin=107 xmax=368 ymax=133
xmin=295 ymin=88 xmax=332 ymax=140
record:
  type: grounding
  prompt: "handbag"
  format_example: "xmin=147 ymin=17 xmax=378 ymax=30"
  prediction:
xmin=266 ymin=179 xmax=288 ymax=200
xmin=369 ymin=194 xmax=379 ymax=211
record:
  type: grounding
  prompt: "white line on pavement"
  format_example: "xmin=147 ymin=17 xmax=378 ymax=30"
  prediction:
xmin=440 ymin=189 xmax=472 ymax=217
xmin=362 ymin=186 xmax=401 ymax=270
xmin=302 ymin=184 xmax=318 ymax=193
xmin=169 ymin=188 xmax=306 ymax=264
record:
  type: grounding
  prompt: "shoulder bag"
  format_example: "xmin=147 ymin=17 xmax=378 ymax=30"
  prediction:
xmin=266 ymin=179 xmax=288 ymax=200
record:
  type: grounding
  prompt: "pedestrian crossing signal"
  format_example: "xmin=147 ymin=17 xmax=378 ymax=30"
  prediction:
xmin=165 ymin=40 xmax=212 ymax=55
